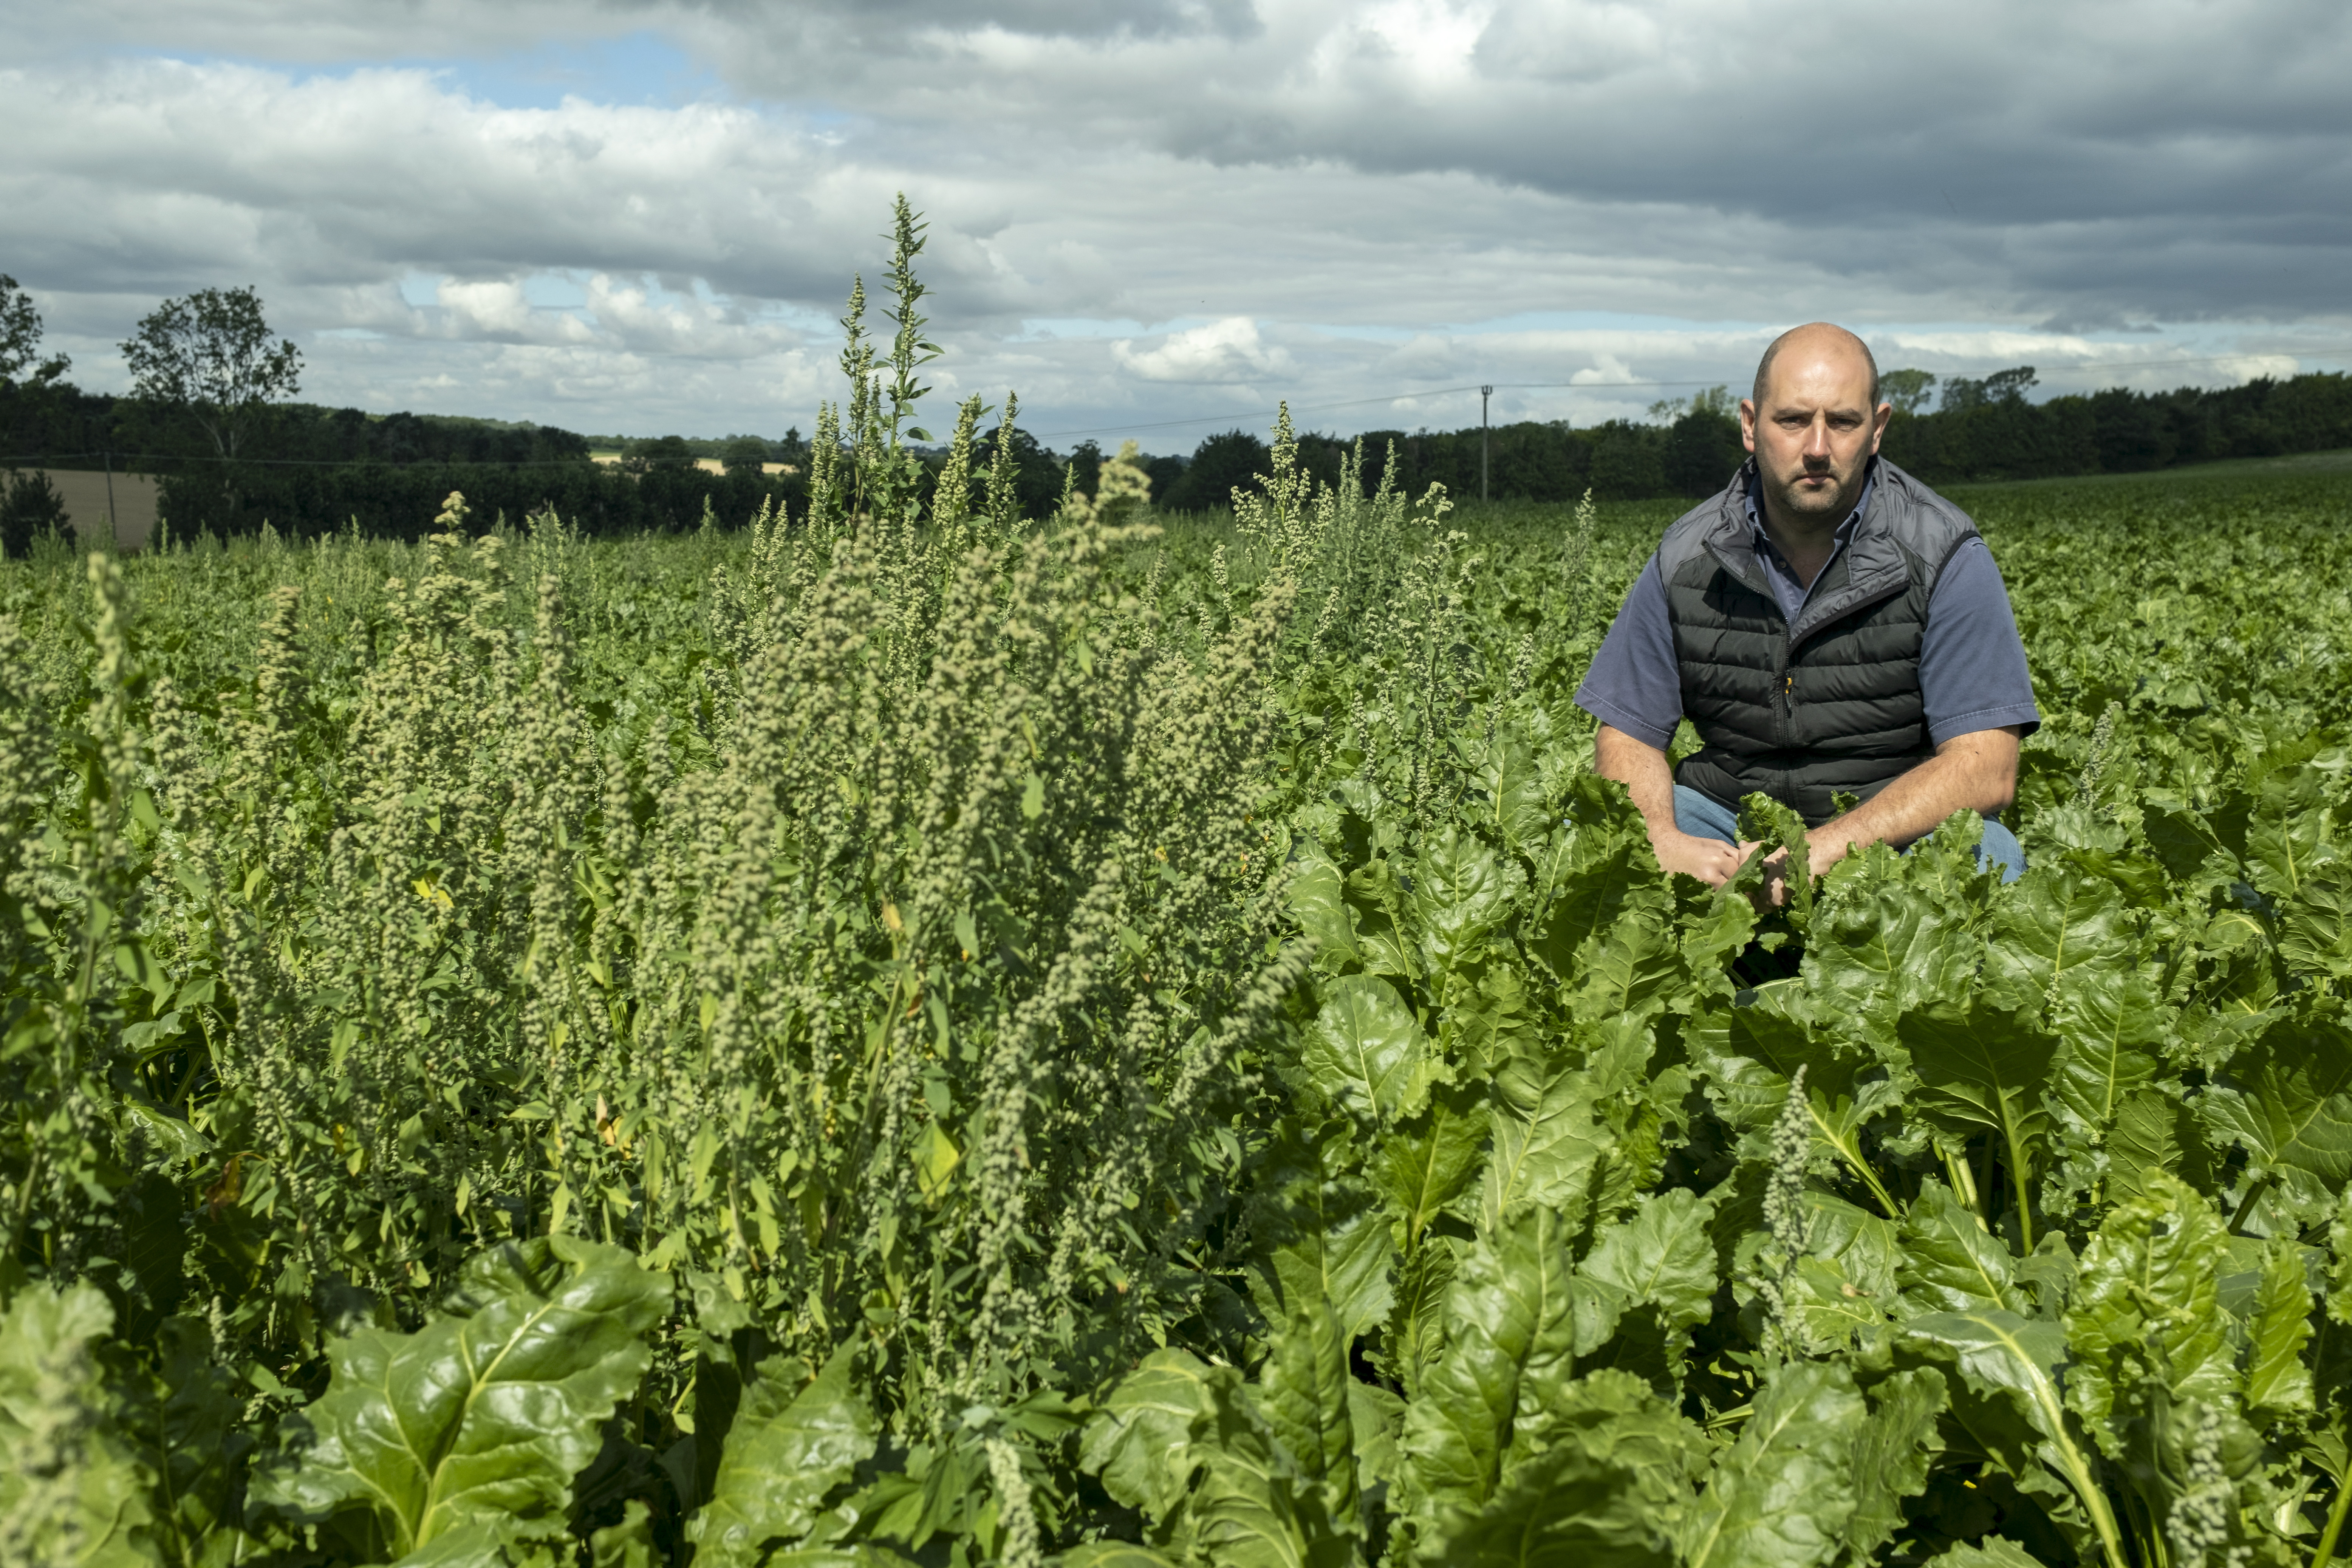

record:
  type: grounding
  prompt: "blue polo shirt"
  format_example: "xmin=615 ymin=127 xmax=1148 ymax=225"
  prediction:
xmin=1576 ymin=465 xmax=2039 ymax=751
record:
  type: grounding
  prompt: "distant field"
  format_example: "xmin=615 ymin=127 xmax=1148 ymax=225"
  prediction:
xmin=1952 ymin=442 xmax=2352 ymax=489
xmin=588 ymin=450 xmax=793 ymax=475
xmin=1438 ymin=443 xmax=2352 ymax=530
xmin=19 ymin=467 xmax=161 ymax=550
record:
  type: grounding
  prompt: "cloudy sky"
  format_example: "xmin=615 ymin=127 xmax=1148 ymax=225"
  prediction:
xmin=7 ymin=0 xmax=2350 ymax=450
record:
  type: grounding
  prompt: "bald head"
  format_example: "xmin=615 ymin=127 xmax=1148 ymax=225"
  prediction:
xmin=1753 ymin=324 xmax=1880 ymax=410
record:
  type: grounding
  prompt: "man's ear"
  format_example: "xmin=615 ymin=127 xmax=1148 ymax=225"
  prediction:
xmin=1867 ymin=401 xmax=1892 ymax=454
xmin=1739 ymin=397 xmax=1759 ymax=453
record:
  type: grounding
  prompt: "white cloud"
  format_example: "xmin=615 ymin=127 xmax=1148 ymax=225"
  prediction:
xmin=1113 ymin=318 xmax=1295 ymax=382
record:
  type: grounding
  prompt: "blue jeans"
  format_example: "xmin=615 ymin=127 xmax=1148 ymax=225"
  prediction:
xmin=1673 ymin=785 xmax=2024 ymax=884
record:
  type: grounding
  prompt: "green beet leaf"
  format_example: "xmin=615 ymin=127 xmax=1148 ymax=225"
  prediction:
xmin=2200 ymin=1009 xmax=2352 ymax=1224
xmin=0 ymin=1282 xmax=152 ymax=1568
xmin=1269 ymin=1181 xmax=1397 ymax=1343
xmin=1979 ymin=865 xmax=2135 ymax=1017
xmin=1531 ymin=821 xmax=1670 ymax=986
xmin=1686 ymin=988 xmax=1900 ymax=1215
xmin=2281 ymin=864 xmax=2352 ymax=979
xmin=1769 ymin=1192 xmax=1904 ymax=1354
xmin=1436 ymin=1427 xmax=1679 ymax=1568
xmin=2064 ymin=1172 xmax=2235 ymax=1452
xmin=1678 ymin=1360 xmax=1863 ymax=1568
xmin=1374 ymin=1090 xmax=1490 ymax=1254
xmin=2048 ymin=967 xmax=2163 ymax=1137
xmin=2108 ymin=1085 xmax=2214 ymax=1203
xmin=1732 ymin=793 xmax=1814 ymax=923
xmin=1920 ymin=1539 xmax=2049 ymax=1567
xmin=2241 ymin=1239 xmax=2315 ymax=1417
xmin=1079 ymin=1348 xmax=1222 ymax=1520
xmin=1899 ymin=1308 xmax=2126 ymax=1566
xmin=1409 ymin=826 xmax=1525 ymax=974
xmin=1566 ymin=911 xmax=1685 ymax=1026
xmin=1385 ymin=1240 xmax=1457 ymax=1401
xmin=1579 ymin=1188 xmax=1720 ymax=1336
xmin=1255 ymin=1296 xmax=1358 ymax=1526
xmin=690 ymin=1343 xmax=877 ymax=1565
xmin=124 ymin=1316 xmax=247 ymax=1568
xmin=1061 ymin=1548 xmax=1184 ymax=1568
xmin=1401 ymin=1206 xmax=1585 ymax=1518
xmin=1803 ymin=862 xmax=1971 ymax=1043
xmin=2244 ymin=763 xmax=2333 ymax=902
xmin=1841 ymin=1367 xmax=1948 ymax=1563
xmin=1898 ymin=999 xmax=2059 ymax=1249
xmin=592 ymin=1500 xmax=656 ymax=1568
xmin=1438 ymin=960 xmax=1535 ymax=1074
xmin=1162 ymin=1350 xmax=1343 ymax=1568
xmin=2140 ymin=794 xmax=2231 ymax=885
xmin=1299 ymin=972 xmax=1434 ymax=1126
xmin=1470 ymin=736 xmax=1554 ymax=858
xmin=2332 ymin=1186 xmax=2352 ymax=1327
xmin=1479 ymin=1060 xmax=1610 ymax=1234
xmin=257 ymin=1236 xmax=669 ymax=1559
xmin=1289 ymin=850 xmax=1360 ymax=970
xmin=1897 ymin=1177 xmax=2025 ymax=1317
xmin=1346 ymin=1380 xmax=1405 ymax=1500
xmin=1186 ymin=1444 xmax=1321 ymax=1568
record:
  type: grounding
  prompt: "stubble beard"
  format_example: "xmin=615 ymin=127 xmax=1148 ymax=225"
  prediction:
xmin=1769 ymin=457 xmax=1864 ymax=526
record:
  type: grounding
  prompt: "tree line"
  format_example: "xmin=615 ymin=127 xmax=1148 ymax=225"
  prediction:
xmin=6 ymin=270 xmax=2349 ymax=553
xmin=1145 ymin=366 xmax=2352 ymax=512
xmin=0 ymin=279 xmax=809 ymax=549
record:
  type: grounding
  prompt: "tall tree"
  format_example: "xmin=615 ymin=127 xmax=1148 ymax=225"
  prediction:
xmin=719 ymin=435 xmax=773 ymax=475
xmin=120 ymin=286 xmax=302 ymax=462
xmin=1880 ymin=368 xmax=1937 ymax=416
xmin=0 ymin=275 xmax=72 ymax=392
xmin=0 ymin=275 xmax=75 ymax=554
xmin=1165 ymin=428 xmax=1270 ymax=512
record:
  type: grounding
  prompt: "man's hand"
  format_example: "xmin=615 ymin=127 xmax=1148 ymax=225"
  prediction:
xmin=1653 ymin=828 xmax=1750 ymax=887
xmin=1594 ymin=724 xmax=1764 ymax=890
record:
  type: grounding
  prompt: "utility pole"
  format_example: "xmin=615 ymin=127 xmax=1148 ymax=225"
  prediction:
xmin=103 ymin=447 xmax=118 ymax=549
xmin=1480 ymin=384 xmax=1493 ymax=504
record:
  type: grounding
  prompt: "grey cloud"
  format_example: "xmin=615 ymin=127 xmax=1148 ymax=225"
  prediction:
xmin=689 ymin=0 xmax=2352 ymax=324
xmin=681 ymin=0 xmax=1261 ymax=45
xmin=6 ymin=0 xmax=2349 ymax=442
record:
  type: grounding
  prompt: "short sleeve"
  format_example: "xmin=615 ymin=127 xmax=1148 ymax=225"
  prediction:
xmin=1919 ymin=538 xmax=2040 ymax=744
xmin=1575 ymin=553 xmax=1685 ymax=749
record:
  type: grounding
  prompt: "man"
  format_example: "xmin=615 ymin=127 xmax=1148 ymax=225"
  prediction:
xmin=1576 ymin=323 xmax=2038 ymax=901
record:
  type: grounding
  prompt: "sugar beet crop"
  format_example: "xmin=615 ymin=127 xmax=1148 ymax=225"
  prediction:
xmin=3 ymin=209 xmax=2351 ymax=1567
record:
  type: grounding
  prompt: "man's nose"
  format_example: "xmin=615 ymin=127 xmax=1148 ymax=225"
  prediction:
xmin=1804 ymin=418 xmax=1834 ymax=461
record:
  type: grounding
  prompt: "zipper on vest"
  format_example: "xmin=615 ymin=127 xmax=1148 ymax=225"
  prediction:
xmin=1772 ymin=637 xmax=1792 ymax=748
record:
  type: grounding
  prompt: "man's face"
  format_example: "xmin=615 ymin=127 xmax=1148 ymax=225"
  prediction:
xmin=1739 ymin=339 xmax=1892 ymax=526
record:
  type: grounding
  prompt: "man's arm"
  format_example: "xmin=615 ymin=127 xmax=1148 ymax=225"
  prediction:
xmin=1807 ymin=724 xmax=2023 ymax=871
xmin=1731 ymin=726 xmax=2023 ymax=908
xmin=1598 ymin=722 xmax=2021 ymax=902
xmin=1593 ymin=724 xmax=1749 ymax=887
